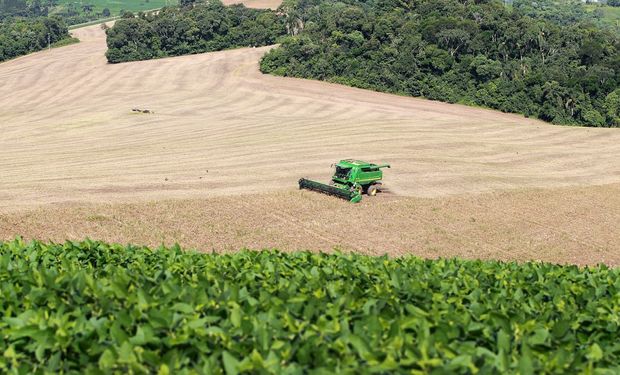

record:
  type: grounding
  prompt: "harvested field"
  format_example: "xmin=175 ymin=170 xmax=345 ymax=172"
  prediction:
xmin=1 ymin=184 xmax=619 ymax=266
xmin=222 ymin=0 xmax=282 ymax=8
xmin=1 ymin=21 xmax=619 ymax=265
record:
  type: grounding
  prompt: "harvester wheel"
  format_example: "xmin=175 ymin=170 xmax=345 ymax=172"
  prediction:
xmin=367 ymin=185 xmax=378 ymax=196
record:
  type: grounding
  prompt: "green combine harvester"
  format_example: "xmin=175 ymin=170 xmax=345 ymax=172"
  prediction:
xmin=299 ymin=159 xmax=391 ymax=203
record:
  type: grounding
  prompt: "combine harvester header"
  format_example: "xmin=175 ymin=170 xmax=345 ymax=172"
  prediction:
xmin=299 ymin=159 xmax=390 ymax=203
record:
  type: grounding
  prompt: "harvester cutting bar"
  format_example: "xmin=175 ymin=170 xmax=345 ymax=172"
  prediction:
xmin=299 ymin=178 xmax=361 ymax=203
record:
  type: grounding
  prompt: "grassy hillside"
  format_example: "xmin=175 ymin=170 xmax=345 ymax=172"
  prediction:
xmin=1 ymin=239 xmax=618 ymax=373
xmin=0 ymin=0 xmax=178 ymax=25
xmin=52 ymin=0 xmax=178 ymax=18
xmin=587 ymin=4 xmax=620 ymax=29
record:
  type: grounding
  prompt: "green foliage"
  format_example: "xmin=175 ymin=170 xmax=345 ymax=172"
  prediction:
xmin=105 ymin=0 xmax=286 ymax=63
xmin=49 ymin=35 xmax=79 ymax=47
xmin=0 ymin=16 xmax=71 ymax=63
xmin=590 ymin=4 xmax=620 ymax=30
xmin=605 ymin=88 xmax=620 ymax=126
xmin=0 ymin=0 xmax=32 ymax=19
xmin=0 ymin=239 xmax=619 ymax=373
xmin=260 ymin=0 xmax=620 ymax=127
xmin=512 ymin=0 xmax=593 ymax=25
xmin=0 ymin=0 xmax=180 ymax=26
xmin=513 ymin=1 xmax=619 ymax=32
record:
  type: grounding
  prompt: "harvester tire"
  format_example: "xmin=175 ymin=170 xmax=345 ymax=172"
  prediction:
xmin=367 ymin=185 xmax=378 ymax=196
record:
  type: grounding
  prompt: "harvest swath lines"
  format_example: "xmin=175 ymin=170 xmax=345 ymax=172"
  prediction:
xmin=1 ymin=24 xmax=619 ymax=208
xmin=0 ymin=16 xmax=619 ymax=264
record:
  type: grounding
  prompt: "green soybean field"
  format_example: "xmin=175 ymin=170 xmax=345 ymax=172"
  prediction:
xmin=0 ymin=239 xmax=618 ymax=374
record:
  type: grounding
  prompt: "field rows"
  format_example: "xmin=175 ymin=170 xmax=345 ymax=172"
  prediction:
xmin=1 ymin=24 xmax=619 ymax=211
xmin=0 ymin=20 xmax=619 ymax=264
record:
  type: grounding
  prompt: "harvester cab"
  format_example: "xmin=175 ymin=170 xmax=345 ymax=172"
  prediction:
xmin=299 ymin=159 xmax=390 ymax=203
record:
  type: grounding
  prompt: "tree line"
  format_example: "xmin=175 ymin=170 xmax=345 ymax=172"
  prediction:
xmin=512 ymin=0 xmax=595 ymax=26
xmin=103 ymin=0 xmax=619 ymax=127
xmin=105 ymin=0 xmax=286 ymax=63
xmin=0 ymin=0 xmax=56 ymax=20
xmin=0 ymin=15 xmax=70 ymax=63
xmin=260 ymin=0 xmax=620 ymax=127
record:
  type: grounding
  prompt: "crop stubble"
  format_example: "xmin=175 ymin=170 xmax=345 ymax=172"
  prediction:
xmin=0 ymin=20 xmax=619 ymax=265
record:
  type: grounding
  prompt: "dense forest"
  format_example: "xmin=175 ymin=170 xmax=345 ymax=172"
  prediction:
xmin=105 ymin=1 xmax=285 ymax=63
xmin=512 ymin=0 xmax=594 ymax=26
xmin=260 ymin=0 xmax=620 ymax=127
xmin=0 ymin=15 xmax=71 ymax=62
xmin=0 ymin=0 xmax=54 ymax=20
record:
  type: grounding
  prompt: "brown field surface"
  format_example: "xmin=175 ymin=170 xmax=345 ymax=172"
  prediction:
xmin=1 ymin=22 xmax=619 ymax=265
xmin=2 ymin=184 xmax=619 ymax=266
xmin=222 ymin=0 xmax=282 ymax=8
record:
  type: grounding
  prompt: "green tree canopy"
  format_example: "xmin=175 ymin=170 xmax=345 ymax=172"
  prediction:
xmin=260 ymin=0 xmax=620 ymax=127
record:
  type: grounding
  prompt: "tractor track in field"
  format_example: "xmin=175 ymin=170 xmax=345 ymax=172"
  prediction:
xmin=1 ymin=6 xmax=620 ymax=265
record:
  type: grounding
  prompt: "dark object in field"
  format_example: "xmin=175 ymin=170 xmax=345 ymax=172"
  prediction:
xmin=132 ymin=108 xmax=154 ymax=114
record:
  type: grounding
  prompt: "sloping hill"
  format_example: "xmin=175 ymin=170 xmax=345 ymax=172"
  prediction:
xmin=1 ymin=24 xmax=619 ymax=209
xmin=0 ymin=21 xmax=619 ymax=264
